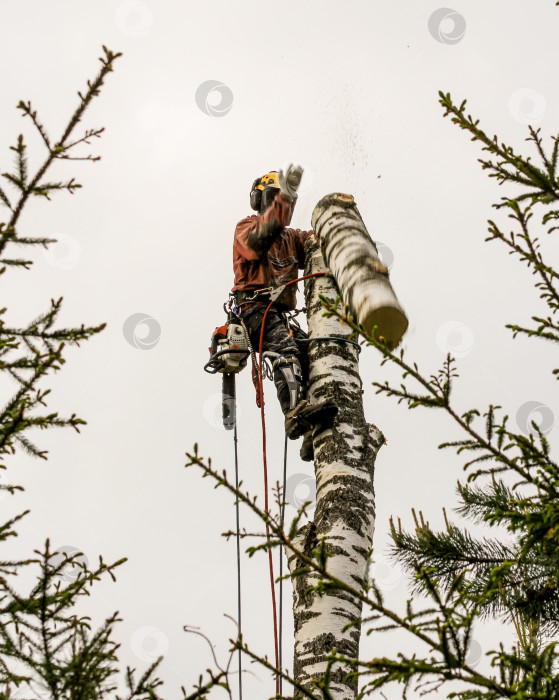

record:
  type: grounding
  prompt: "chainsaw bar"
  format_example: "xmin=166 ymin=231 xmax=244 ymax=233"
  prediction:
xmin=222 ymin=372 xmax=236 ymax=430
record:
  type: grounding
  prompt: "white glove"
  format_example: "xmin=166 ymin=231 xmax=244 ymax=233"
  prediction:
xmin=278 ymin=162 xmax=304 ymax=200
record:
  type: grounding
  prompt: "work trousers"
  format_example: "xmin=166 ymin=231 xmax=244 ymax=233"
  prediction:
xmin=241 ymin=305 xmax=308 ymax=414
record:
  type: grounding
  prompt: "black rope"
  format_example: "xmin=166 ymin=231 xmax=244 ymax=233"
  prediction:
xmin=279 ymin=432 xmax=288 ymax=698
xmin=234 ymin=418 xmax=243 ymax=700
xmin=299 ymin=336 xmax=361 ymax=352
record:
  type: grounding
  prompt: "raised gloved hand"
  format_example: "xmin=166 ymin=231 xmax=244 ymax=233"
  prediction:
xmin=278 ymin=162 xmax=304 ymax=200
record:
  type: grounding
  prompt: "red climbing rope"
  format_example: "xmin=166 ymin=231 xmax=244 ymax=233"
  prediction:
xmin=257 ymin=271 xmax=325 ymax=693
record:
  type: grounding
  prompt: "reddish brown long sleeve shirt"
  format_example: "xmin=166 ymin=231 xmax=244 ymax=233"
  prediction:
xmin=232 ymin=192 xmax=313 ymax=310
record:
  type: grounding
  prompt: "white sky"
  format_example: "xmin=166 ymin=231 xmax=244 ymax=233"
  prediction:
xmin=3 ymin=1 xmax=559 ymax=698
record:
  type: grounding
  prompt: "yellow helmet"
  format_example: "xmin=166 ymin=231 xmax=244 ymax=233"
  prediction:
xmin=255 ymin=171 xmax=280 ymax=190
xmin=250 ymin=171 xmax=280 ymax=211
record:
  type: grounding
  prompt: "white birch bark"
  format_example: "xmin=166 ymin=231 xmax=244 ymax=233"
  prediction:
xmin=286 ymin=236 xmax=384 ymax=700
xmin=311 ymin=193 xmax=408 ymax=349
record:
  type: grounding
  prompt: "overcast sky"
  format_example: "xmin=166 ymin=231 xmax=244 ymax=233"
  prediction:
xmin=3 ymin=1 xmax=559 ymax=698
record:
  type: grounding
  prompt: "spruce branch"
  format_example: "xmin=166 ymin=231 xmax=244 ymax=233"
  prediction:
xmin=185 ymin=447 xmax=516 ymax=698
xmin=17 ymin=100 xmax=51 ymax=149
xmin=438 ymin=92 xmax=559 ymax=205
xmin=0 ymin=43 xmax=169 ymax=700
xmin=0 ymin=46 xmax=122 ymax=258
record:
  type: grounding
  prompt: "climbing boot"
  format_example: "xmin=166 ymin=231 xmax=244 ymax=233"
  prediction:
xmin=298 ymin=399 xmax=338 ymax=430
xmin=285 ymin=399 xmax=338 ymax=440
xmin=284 ymin=400 xmax=312 ymax=440
xmin=300 ymin=430 xmax=314 ymax=462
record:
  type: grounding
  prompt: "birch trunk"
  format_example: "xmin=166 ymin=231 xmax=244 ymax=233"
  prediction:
xmin=312 ymin=193 xmax=408 ymax=349
xmin=286 ymin=236 xmax=384 ymax=700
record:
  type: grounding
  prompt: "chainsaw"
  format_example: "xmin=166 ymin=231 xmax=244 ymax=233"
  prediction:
xmin=204 ymin=317 xmax=250 ymax=430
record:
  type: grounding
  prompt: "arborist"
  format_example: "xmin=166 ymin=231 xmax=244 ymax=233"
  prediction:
xmin=232 ymin=164 xmax=337 ymax=460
